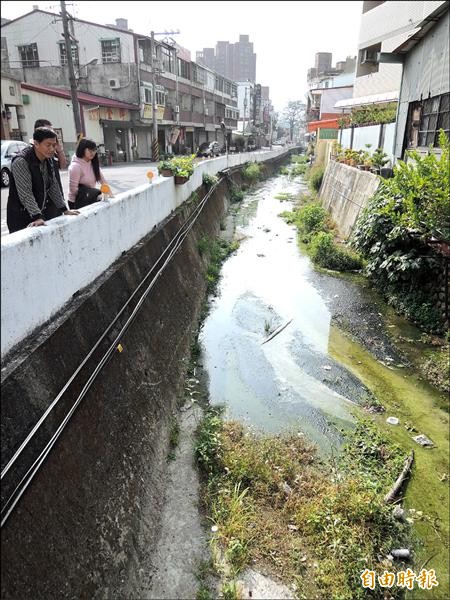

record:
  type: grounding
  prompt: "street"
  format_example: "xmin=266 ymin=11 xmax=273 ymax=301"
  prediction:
xmin=1 ymin=161 xmax=159 ymax=236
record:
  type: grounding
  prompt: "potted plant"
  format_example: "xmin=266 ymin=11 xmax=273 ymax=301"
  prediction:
xmin=158 ymin=159 xmax=175 ymax=177
xmin=357 ymin=147 xmax=373 ymax=171
xmin=170 ymin=154 xmax=196 ymax=184
xmin=371 ymin=148 xmax=390 ymax=174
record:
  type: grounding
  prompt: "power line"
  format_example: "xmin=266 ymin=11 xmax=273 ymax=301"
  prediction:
xmin=1 ymin=176 xmax=223 ymax=528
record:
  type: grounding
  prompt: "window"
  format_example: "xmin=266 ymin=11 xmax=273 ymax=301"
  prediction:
xmin=356 ymin=43 xmax=381 ymax=77
xmin=215 ymin=102 xmax=225 ymax=118
xmin=101 ymin=39 xmax=121 ymax=63
xmin=178 ymin=58 xmax=190 ymax=79
xmin=180 ymin=93 xmax=190 ymax=111
xmin=18 ymin=43 xmax=39 ymax=68
xmin=143 ymin=87 xmax=152 ymax=103
xmin=215 ymin=77 xmax=223 ymax=92
xmin=161 ymin=46 xmax=175 ymax=73
xmin=418 ymin=93 xmax=450 ymax=147
xmin=156 ymin=88 xmax=166 ymax=106
xmin=59 ymin=41 xmax=79 ymax=66
xmin=142 ymin=86 xmax=166 ymax=106
xmin=192 ymin=63 xmax=206 ymax=84
xmin=9 ymin=86 xmax=15 ymax=96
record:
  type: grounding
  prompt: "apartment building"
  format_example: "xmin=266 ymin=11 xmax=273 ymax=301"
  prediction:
xmin=197 ymin=35 xmax=257 ymax=83
xmin=1 ymin=8 xmax=238 ymax=158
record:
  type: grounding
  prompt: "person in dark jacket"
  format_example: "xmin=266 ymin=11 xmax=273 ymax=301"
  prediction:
xmin=6 ymin=127 xmax=79 ymax=233
xmin=33 ymin=118 xmax=68 ymax=170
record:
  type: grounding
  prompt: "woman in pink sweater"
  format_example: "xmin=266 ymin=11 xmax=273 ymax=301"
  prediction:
xmin=68 ymin=138 xmax=109 ymax=208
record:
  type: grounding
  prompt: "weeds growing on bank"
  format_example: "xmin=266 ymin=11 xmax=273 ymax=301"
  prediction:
xmin=195 ymin=408 xmax=410 ymax=599
xmin=242 ymin=161 xmax=263 ymax=183
xmin=280 ymin=194 xmax=363 ymax=272
xmin=167 ymin=417 xmax=180 ymax=461
xmin=198 ymin=236 xmax=240 ymax=294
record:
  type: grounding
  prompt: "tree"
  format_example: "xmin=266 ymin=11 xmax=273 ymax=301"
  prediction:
xmin=282 ymin=100 xmax=305 ymax=141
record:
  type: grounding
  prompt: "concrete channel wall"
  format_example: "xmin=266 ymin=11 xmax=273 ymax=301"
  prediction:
xmin=1 ymin=147 xmax=287 ymax=359
xmin=319 ymin=159 xmax=381 ymax=238
xmin=0 ymin=151 xmax=290 ymax=599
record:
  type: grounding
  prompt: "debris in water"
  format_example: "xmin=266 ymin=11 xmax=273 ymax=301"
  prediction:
xmin=392 ymin=506 xmax=405 ymax=520
xmin=256 ymin=253 xmax=265 ymax=257
xmin=261 ymin=319 xmax=293 ymax=345
xmin=413 ymin=434 xmax=434 ymax=447
xmin=281 ymin=482 xmax=293 ymax=495
xmin=390 ymin=549 xmax=411 ymax=559
xmin=386 ymin=417 xmax=399 ymax=425
xmin=322 ymin=365 xmax=332 ymax=371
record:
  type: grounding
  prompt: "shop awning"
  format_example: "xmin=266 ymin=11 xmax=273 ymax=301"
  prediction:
xmin=307 ymin=118 xmax=340 ymax=132
xmin=334 ymin=91 xmax=398 ymax=109
xmin=21 ymin=83 xmax=139 ymax=110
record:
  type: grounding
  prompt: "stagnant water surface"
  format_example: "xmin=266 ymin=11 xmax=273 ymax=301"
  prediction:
xmin=199 ymin=172 xmax=449 ymax=592
xmin=200 ymin=175 xmax=371 ymax=452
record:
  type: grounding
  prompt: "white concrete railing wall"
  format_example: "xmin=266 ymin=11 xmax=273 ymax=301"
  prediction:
xmin=1 ymin=148 xmax=288 ymax=358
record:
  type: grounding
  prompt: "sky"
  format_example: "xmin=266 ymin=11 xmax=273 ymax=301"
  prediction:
xmin=2 ymin=0 xmax=363 ymax=112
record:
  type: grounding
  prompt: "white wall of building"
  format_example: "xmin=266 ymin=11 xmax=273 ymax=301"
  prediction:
xmin=1 ymin=147 xmax=288 ymax=357
xmin=3 ymin=10 xmax=136 ymax=68
xmin=320 ymin=87 xmax=353 ymax=115
xmin=21 ymin=88 xmax=77 ymax=143
xmin=352 ymin=124 xmax=380 ymax=150
xmin=353 ymin=1 xmax=447 ymax=97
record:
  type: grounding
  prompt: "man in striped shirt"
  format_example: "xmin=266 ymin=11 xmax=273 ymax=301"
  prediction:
xmin=6 ymin=127 xmax=79 ymax=233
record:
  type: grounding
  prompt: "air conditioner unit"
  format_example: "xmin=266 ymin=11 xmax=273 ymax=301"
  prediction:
xmin=174 ymin=105 xmax=180 ymax=113
xmin=109 ymin=78 xmax=121 ymax=89
xmin=204 ymin=108 xmax=209 ymax=115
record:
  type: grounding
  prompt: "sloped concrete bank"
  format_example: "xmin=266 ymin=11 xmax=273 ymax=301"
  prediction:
xmin=0 ymin=154 xmax=288 ymax=599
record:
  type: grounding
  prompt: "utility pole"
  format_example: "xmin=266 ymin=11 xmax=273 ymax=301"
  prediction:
xmin=150 ymin=31 xmax=180 ymax=160
xmin=150 ymin=31 xmax=159 ymax=162
xmin=60 ymin=0 xmax=83 ymax=140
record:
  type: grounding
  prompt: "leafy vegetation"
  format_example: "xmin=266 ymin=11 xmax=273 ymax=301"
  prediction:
xmin=202 ymin=172 xmax=219 ymax=187
xmin=198 ymin=236 xmax=240 ymax=294
xmin=229 ymin=185 xmax=245 ymax=203
xmin=351 ymin=131 xmax=449 ymax=332
xmin=274 ymin=192 xmax=295 ymax=201
xmin=242 ymin=162 xmax=263 ymax=183
xmin=308 ymin=165 xmax=325 ymax=192
xmin=291 ymin=154 xmax=309 ymax=164
xmin=164 ymin=154 xmax=197 ymax=178
xmin=281 ymin=195 xmax=364 ymax=273
xmin=196 ymin=409 xmax=409 ymax=599
xmin=310 ymin=232 xmax=363 ymax=271
xmin=157 ymin=159 xmax=175 ymax=174
xmin=338 ymin=102 xmax=398 ymax=128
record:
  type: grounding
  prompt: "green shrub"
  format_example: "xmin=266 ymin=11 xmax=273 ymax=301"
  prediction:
xmin=242 ymin=162 xmax=262 ymax=183
xmin=202 ymin=172 xmax=219 ymax=187
xmin=291 ymin=154 xmax=309 ymax=164
xmin=168 ymin=154 xmax=196 ymax=177
xmin=289 ymin=163 xmax=308 ymax=178
xmin=310 ymin=232 xmax=363 ymax=271
xmin=279 ymin=165 xmax=289 ymax=175
xmin=230 ymin=186 xmax=244 ymax=203
xmin=297 ymin=202 xmax=328 ymax=236
xmin=308 ymin=165 xmax=325 ymax=192
xmin=351 ymin=131 xmax=449 ymax=332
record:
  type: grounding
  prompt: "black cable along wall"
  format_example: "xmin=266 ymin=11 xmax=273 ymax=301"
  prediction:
xmin=0 ymin=154 xmax=289 ymax=599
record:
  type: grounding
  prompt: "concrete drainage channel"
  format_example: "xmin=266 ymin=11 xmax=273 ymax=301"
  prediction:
xmin=0 ymin=154 xmax=291 ymax=599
